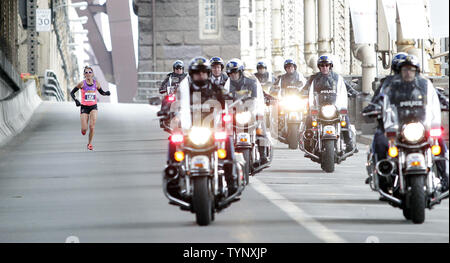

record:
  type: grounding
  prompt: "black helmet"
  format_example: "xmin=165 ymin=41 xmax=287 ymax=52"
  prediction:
xmin=399 ymin=54 xmax=420 ymax=73
xmin=284 ymin=59 xmax=297 ymax=71
xmin=391 ymin=52 xmax=408 ymax=74
xmin=210 ymin=56 xmax=224 ymax=70
xmin=225 ymin=58 xmax=244 ymax=74
xmin=256 ymin=61 xmax=267 ymax=70
xmin=317 ymin=55 xmax=333 ymax=68
xmin=188 ymin=57 xmax=211 ymax=77
xmin=173 ymin=60 xmax=184 ymax=71
xmin=188 ymin=57 xmax=211 ymax=86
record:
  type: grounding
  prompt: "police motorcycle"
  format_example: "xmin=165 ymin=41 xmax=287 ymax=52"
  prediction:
xmin=274 ymin=84 xmax=308 ymax=149
xmin=157 ymin=77 xmax=181 ymax=133
xmin=260 ymin=79 xmax=276 ymax=130
xmin=162 ymin=102 xmax=246 ymax=226
xmin=301 ymin=91 xmax=357 ymax=173
xmin=363 ymin=102 xmax=449 ymax=224
xmin=223 ymin=90 xmax=272 ymax=183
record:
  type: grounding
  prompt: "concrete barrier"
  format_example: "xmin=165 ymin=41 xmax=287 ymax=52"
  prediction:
xmin=0 ymin=81 xmax=41 ymax=147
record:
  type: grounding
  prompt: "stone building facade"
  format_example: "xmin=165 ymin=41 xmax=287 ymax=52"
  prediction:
xmin=135 ymin=0 xmax=241 ymax=73
xmin=133 ymin=0 xmax=373 ymax=78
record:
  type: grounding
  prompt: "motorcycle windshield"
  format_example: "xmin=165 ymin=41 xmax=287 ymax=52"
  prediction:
xmin=314 ymin=91 xmax=337 ymax=107
xmin=383 ymin=102 xmax=428 ymax=134
xmin=228 ymin=90 xmax=256 ymax=113
xmin=190 ymin=103 xmax=223 ymax=130
xmin=281 ymin=86 xmax=301 ymax=97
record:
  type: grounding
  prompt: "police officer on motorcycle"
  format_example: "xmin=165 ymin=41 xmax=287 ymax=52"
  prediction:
xmin=210 ymin=56 xmax=228 ymax=88
xmin=272 ymin=59 xmax=307 ymax=96
xmin=305 ymin=55 xmax=355 ymax=153
xmin=365 ymin=55 xmax=448 ymax=191
xmin=224 ymin=58 xmax=270 ymax=166
xmin=254 ymin=61 xmax=275 ymax=86
xmin=159 ymin=60 xmax=187 ymax=94
xmin=172 ymin=56 xmax=240 ymax=194
xmin=158 ymin=60 xmax=188 ymax=127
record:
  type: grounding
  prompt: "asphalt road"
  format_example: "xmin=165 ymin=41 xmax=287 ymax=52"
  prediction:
xmin=0 ymin=102 xmax=448 ymax=243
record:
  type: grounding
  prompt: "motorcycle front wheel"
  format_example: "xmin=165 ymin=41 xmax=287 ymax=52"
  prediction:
xmin=287 ymin=123 xmax=299 ymax=149
xmin=321 ymin=140 xmax=335 ymax=173
xmin=409 ymin=176 xmax=426 ymax=224
xmin=238 ymin=149 xmax=251 ymax=184
xmin=192 ymin=177 xmax=214 ymax=226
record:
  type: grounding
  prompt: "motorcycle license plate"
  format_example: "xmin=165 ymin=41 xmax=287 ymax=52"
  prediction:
xmin=323 ymin=125 xmax=335 ymax=135
xmin=191 ymin=155 xmax=210 ymax=170
xmin=237 ymin=133 xmax=250 ymax=143
xmin=406 ymin=153 xmax=426 ymax=170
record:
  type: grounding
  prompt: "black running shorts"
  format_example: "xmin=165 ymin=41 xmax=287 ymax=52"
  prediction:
xmin=80 ymin=104 xmax=98 ymax=114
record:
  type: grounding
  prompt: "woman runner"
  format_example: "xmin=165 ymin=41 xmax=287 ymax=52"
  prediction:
xmin=70 ymin=66 xmax=111 ymax=150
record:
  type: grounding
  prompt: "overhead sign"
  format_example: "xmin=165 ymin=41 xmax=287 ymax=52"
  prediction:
xmin=36 ymin=9 xmax=51 ymax=32
xmin=349 ymin=0 xmax=377 ymax=44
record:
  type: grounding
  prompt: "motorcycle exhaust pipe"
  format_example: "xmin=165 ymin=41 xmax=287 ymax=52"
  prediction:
xmin=376 ymin=159 xmax=396 ymax=177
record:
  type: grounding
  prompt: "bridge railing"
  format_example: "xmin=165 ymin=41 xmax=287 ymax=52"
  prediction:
xmin=134 ymin=71 xmax=170 ymax=104
xmin=43 ymin=70 xmax=65 ymax=102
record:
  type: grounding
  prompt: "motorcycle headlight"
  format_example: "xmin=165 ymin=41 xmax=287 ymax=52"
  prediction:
xmin=188 ymin=127 xmax=212 ymax=145
xmin=402 ymin=122 xmax=425 ymax=143
xmin=236 ymin=111 xmax=252 ymax=125
xmin=281 ymin=96 xmax=306 ymax=111
xmin=321 ymin=105 xmax=337 ymax=119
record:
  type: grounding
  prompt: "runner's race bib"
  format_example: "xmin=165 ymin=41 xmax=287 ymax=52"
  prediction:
xmin=85 ymin=92 xmax=96 ymax=102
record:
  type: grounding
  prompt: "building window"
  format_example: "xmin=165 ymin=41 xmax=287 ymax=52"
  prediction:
xmin=200 ymin=0 xmax=221 ymax=39
xmin=204 ymin=0 xmax=217 ymax=33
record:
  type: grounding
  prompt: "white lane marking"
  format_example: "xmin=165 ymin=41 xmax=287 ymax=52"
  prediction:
xmin=272 ymin=192 xmax=376 ymax=197
xmin=310 ymin=215 xmax=450 ymax=223
xmin=258 ymin=176 xmax=339 ymax=180
xmin=264 ymin=183 xmax=368 ymax=189
xmin=251 ymin=177 xmax=346 ymax=243
xmin=332 ymin=229 xmax=449 ymax=238
xmin=288 ymin=202 xmax=390 ymax=208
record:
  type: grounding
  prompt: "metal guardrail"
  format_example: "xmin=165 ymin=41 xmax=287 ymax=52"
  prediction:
xmin=134 ymin=71 xmax=170 ymax=104
xmin=43 ymin=70 xmax=65 ymax=101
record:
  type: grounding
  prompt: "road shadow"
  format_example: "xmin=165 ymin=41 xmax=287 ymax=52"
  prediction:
xmin=315 ymin=217 xmax=408 ymax=225
xmin=295 ymin=198 xmax=382 ymax=205
xmin=264 ymin=169 xmax=324 ymax=174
